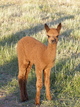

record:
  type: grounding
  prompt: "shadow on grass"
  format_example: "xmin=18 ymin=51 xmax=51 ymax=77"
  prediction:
xmin=51 ymin=53 xmax=80 ymax=96
xmin=49 ymin=15 xmax=74 ymax=26
xmin=0 ymin=3 xmax=15 ymax=8
xmin=0 ymin=15 xmax=74 ymax=46
xmin=61 ymin=29 xmax=73 ymax=37
xmin=0 ymin=57 xmax=18 ymax=87
xmin=0 ymin=52 xmax=79 ymax=106
xmin=0 ymin=14 xmax=78 ymax=106
xmin=0 ymin=57 xmax=36 ymax=107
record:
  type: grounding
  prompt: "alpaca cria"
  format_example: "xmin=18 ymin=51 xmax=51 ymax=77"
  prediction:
xmin=17 ymin=23 xmax=62 ymax=105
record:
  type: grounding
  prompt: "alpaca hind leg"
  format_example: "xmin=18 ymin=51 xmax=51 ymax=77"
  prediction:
xmin=26 ymin=62 xmax=32 ymax=79
xmin=18 ymin=65 xmax=28 ymax=102
xmin=24 ymin=62 xmax=32 ymax=99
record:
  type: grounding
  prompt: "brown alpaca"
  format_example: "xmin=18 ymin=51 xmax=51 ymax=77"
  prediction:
xmin=17 ymin=23 xmax=62 ymax=105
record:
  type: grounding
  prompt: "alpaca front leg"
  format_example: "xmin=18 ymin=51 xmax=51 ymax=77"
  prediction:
xmin=44 ymin=69 xmax=52 ymax=100
xmin=35 ymin=70 xmax=43 ymax=105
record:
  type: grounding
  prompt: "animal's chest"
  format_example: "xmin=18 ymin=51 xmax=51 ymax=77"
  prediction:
xmin=47 ymin=60 xmax=55 ymax=68
xmin=42 ymin=58 xmax=55 ymax=70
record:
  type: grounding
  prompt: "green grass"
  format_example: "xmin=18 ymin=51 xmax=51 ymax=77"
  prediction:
xmin=0 ymin=0 xmax=80 ymax=107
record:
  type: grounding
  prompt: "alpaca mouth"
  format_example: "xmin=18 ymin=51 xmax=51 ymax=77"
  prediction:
xmin=51 ymin=39 xmax=57 ymax=43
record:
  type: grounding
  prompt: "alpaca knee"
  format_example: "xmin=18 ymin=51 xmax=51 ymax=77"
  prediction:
xmin=36 ymin=81 xmax=43 ymax=90
xmin=18 ymin=71 xmax=26 ymax=81
xmin=18 ymin=73 xmax=26 ymax=91
xmin=36 ymin=76 xmax=43 ymax=90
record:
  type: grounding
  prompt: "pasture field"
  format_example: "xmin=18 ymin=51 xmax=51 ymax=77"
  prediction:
xmin=0 ymin=0 xmax=80 ymax=107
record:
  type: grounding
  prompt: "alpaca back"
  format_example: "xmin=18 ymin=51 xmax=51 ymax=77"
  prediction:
xmin=17 ymin=36 xmax=47 ymax=66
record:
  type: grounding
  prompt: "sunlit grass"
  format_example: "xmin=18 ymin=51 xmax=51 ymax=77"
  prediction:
xmin=0 ymin=0 xmax=80 ymax=106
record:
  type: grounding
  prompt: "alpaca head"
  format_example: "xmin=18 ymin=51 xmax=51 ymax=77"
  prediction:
xmin=45 ymin=23 xmax=62 ymax=44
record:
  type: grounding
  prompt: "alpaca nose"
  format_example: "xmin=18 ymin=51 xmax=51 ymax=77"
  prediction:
xmin=51 ymin=39 xmax=56 ymax=43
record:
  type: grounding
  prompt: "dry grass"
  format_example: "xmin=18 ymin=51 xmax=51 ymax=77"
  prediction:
xmin=0 ymin=0 xmax=80 ymax=106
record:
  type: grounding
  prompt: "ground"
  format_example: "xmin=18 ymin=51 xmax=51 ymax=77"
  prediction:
xmin=0 ymin=0 xmax=80 ymax=107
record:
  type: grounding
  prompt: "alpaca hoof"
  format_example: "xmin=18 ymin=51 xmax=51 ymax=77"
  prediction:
xmin=35 ymin=103 xmax=40 ymax=106
xmin=36 ymin=105 xmax=40 ymax=107
xmin=35 ymin=100 xmax=40 ymax=106
xmin=46 ymin=95 xmax=52 ymax=101
xmin=21 ymin=97 xmax=29 ymax=102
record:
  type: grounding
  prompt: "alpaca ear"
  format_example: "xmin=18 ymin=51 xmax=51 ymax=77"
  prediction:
xmin=45 ymin=24 xmax=50 ymax=32
xmin=57 ymin=23 xmax=62 ymax=33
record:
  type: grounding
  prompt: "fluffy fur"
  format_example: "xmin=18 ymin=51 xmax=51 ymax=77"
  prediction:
xmin=17 ymin=23 xmax=62 ymax=105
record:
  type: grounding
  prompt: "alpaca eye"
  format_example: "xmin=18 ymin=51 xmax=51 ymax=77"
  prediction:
xmin=56 ymin=35 xmax=58 ymax=38
xmin=47 ymin=35 xmax=50 ymax=38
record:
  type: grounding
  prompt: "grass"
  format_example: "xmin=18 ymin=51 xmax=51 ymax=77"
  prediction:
xmin=0 ymin=0 xmax=80 ymax=107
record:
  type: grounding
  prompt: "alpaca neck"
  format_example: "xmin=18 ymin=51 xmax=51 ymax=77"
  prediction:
xmin=47 ymin=43 xmax=57 ymax=54
xmin=45 ymin=43 xmax=57 ymax=61
xmin=48 ymin=43 xmax=57 ymax=50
